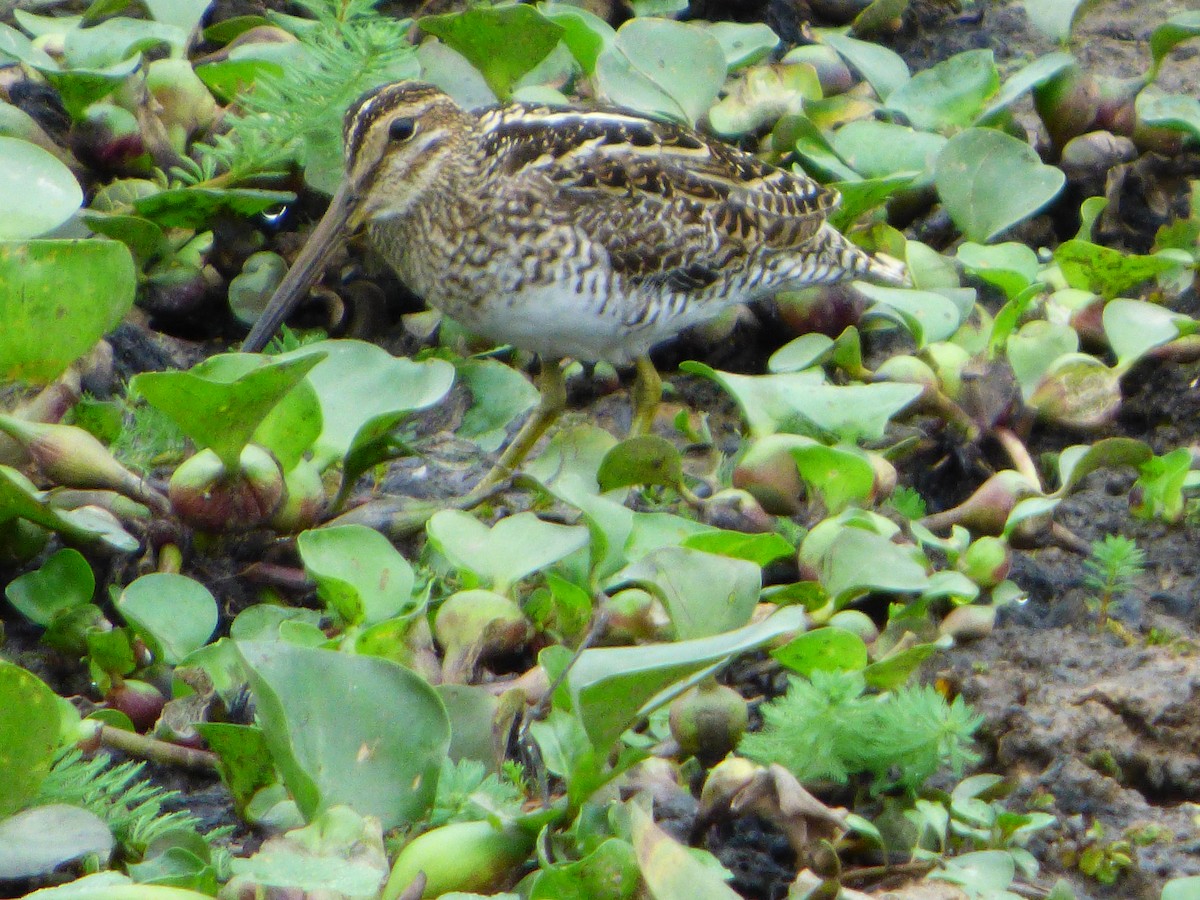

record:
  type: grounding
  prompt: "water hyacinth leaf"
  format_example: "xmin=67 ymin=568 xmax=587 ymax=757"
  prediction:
xmin=791 ymin=442 xmax=876 ymax=512
xmin=887 ymin=49 xmax=999 ymax=132
xmin=82 ymin=213 xmax=170 ymax=268
xmin=682 ymin=530 xmax=793 ymax=566
xmin=566 ymin=606 xmax=806 ymax=750
xmin=853 ymin=0 xmax=909 ymax=36
xmin=252 ymin=375 xmax=322 ymax=472
xmin=773 ymin=627 xmax=868 ymax=676
xmin=0 ymin=239 xmax=135 ymax=384
xmin=790 ymin=382 xmax=923 ymax=442
xmin=298 ymin=525 xmax=416 ymax=626
xmin=631 ymin=805 xmax=742 ymax=900
xmin=116 ymin=573 xmax=218 ymax=664
xmin=977 ymin=51 xmax=1074 ymax=122
xmin=538 ymin=3 xmax=614 ymax=74
xmin=526 ymin=423 xmax=619 ymax=495
xmin=280 ymin=341 xmax=455 ymax=470
xmin=775 ymin=114 xmax=859 ymax=182
xmin=1053 ymin=239 xmax=1181 ymax=300
xmin=1007 ymin=320 xmax=1079 ymax=397
xmin=0 ymin=805 xmax=113 ymax=880
xmin=237 ymin=641 xmax=450 ymax=829
xmin=1103 ymin=299 xmax=1194 ymax=368
xmin=132 ymin=187 xmax=295 ymax=230
xmin=1150 ymin=12 xmax=1200 ymax=78
xmin=819 ymin=527 xmax=929 ymax=605
xmin=1028 ymin=353 xmax=1121 ymax=429
xmin=0 ymin=662 xmax=66 ymax=817
xmin=1135 ymin=86 xmax=1200 ymax=144
xmin=132 ymin=352 xmax=324 ymax=470
xmin=594 ymin=19 xmax=726 ymax=124
xmin=830 ymin=120 xmax=946 ymax=183
xmin=814 ymin=29 xmax=909 ymax=100
xmin=1022 ymin=0 xmax=1104 ymax=43
xmin=39 ymin=57 xmax=142 ymax=120
xmin=0 ymin=138 xmax=82 ymax=240
xmin=956 ymin=242 xmax=1040 ymax=300
xmin=1163 ymin=877 xmax=1200 ymax=900
xmin=863 ymin=637 xmax=948 ymax=690
xmin=597 ymin=436 xmax=683 ymax=491
xmin=703 ymin=22 xmax=779 ymax=70
xmin=681 ymin=362 xmax=826 ymax=437
xmin=935 ymin=128 xmax=1065 ymax=243
xmin=1054 ymin=438 xmax=1152 ymax=496
xmin=768 ymin=333 xmax=834 ymax=373
xmin=457 ymin=358 xmax=539 ymax=452
xmin=828 ymin=174 xmax=919 ymax=230
xmin=529 ymin=836 xmax=640 ymax=900
xmin=708 ymin=63 xmax=819 ymax=136
xmin=62 ymin=17 xmax=186 ymax=67
xmin=857 ymin=284 xmax=963 ymax=346
xmin=5 ymin=548 xmax=94 ymax=627
xmin=195 ymin=721 xmax=275 ymax=809
xmin=142 ymin=0 xmax=213 ymax=32
xmin=613 ymin=546 xmax=760 ymax=639
xmin=419 ymin=5 xmax=563 ymax=100
xmin=428 ymin=510 xmax=589 ymax=593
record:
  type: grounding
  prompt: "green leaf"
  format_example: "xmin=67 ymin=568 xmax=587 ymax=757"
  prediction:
xmin=419 ymin=5 xmax=564 ymax=100
xmin=142 ymin=0 xmax=212 ymax=32
xmin=0 ymin=138 xmax=82 ymax=240
xmin=1150 ymin=12 xmax=1200 ymax=79
xmin=1007 ymin=320 xmax=1079 ymax=397
xmin=281 ymin=341 xmax=454 ymax=470
xmin=613 ymin=547 xmax=760 ymax=639
xmin=0 ymin=239 xmax=135 ymax=384
xmin=1054 ymin=438 xmax=1152 ymax=496
xmin=856 ymin=284 xmax=965 ymax=346
xmin=1023 ymin=0 xmax=1105 ymax=42
xmin=237 ymin=641 xmax=450 ymax=829
xmin=887 ymin=49 xmax=999 ymax=132
xmin=538 ymin=3 xmax=614 ymax=74
xmin=297 ymin=525 xmax=416 ymax=627
xmin=702 ymin=22 xmax=778 ymax=70
xmin=194 ymin=722 xmax=275 ymax=811
xmin=427 ymin=510 xmax=589 ymax=593
xmin=817 ymin=527 xmax=929 ymax=605
xmin=956 ymin=242 xmax=1041 ymax=299
xmin=116 ymin=573 xmax=218 ymax=665
xmin=1103 ymin=299 xmax=1192 ymax=368
xmin=1053 ymin=239 xmax=1180 ymax=300
xmin=773 ymin=627 xmax=869 ymax=675
xmin=1135 ymin=86 xmax=1200 ymax=145
xmin=1163 ymin=876 xmax=1200 ymax=900
xmin=631 ymin=805 xmax=741 ymax=900
xmin=935 ymin=128 xmax=1065 ymax=243
xmin=0 ymin=662 xmax=64 ymax=817
xmin=681 ymin=530 xmax=793 ymax=566
xmin=132 ymin=352 xmax=324 ymax=471
xmin=132 ymin=188 xmax=294 ymax=229
xmin=708 ymin=63 xmax=819 ymax=136
xmin=594 ymin=18 xmax=726 ymax=124
xmin=815 ymin=29 xmax=909 ymax=100
xmin=597 ymin=436 xmax=683 ymax=491
xmin=5 ymin=549 xmax=94 ymax=627
xmin=977 ymin=51 xmax=1074 ymax=122
xmin=457 ymin=358 xmax=538 ymax=452
xmin=566 ymin=606 xmax=806 ymax=751
xmin=831 ymin=120 xmax=946 ymax=182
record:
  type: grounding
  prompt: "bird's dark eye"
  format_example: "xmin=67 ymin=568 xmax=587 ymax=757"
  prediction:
xmin=388 ymin=117 xmax=417 ymax=142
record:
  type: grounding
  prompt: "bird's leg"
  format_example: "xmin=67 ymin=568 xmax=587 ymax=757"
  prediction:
xmin=629 ymin=355 xmax=662 ymax=437
xmin=457 ymin=359 xmax=567 ymax=507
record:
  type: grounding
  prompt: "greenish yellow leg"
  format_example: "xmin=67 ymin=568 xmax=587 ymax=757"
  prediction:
xmin=630 ymin=355 xmax=662 ymax=437
xmin=459 ymin=359 xmax=567 ymax=507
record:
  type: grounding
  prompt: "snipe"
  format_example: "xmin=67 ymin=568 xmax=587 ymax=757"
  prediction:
xmin=242 ymin=82 xmax=905 ymax=497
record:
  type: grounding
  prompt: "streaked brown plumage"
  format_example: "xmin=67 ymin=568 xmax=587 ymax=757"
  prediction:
xmin=243 ymin=82 xmax=905 ymax=494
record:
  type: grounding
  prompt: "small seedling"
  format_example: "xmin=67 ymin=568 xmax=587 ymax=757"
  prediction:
xmin=1082 ymin=534 xmax=1145 ymax=626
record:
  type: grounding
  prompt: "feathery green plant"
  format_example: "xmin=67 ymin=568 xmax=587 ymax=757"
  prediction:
xmin=739 ymin=670 xmax=981 ymax=791
xmin=1082 ymin=534 xmax=1145 ymax=626
xmin=35 ymin=748 xmax=223 ymax=859
xmin=183 ymin=0 xmax=418 ymax=190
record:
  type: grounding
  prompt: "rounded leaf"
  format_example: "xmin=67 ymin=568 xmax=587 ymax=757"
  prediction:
xmin=0 ymin=137 xmax=82 ymax=240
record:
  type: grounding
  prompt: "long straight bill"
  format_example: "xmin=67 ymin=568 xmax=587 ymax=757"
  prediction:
xmin=242 ymin=181 xmax=360 ymax=352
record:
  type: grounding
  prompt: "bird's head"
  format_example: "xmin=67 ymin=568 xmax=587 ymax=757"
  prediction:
xmin=341 ymin=82 xmax=473 ymax=225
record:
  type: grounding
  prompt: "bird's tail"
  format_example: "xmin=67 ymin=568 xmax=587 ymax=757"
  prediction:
xmin=813 ymin=223 xmax=910 ymax=288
